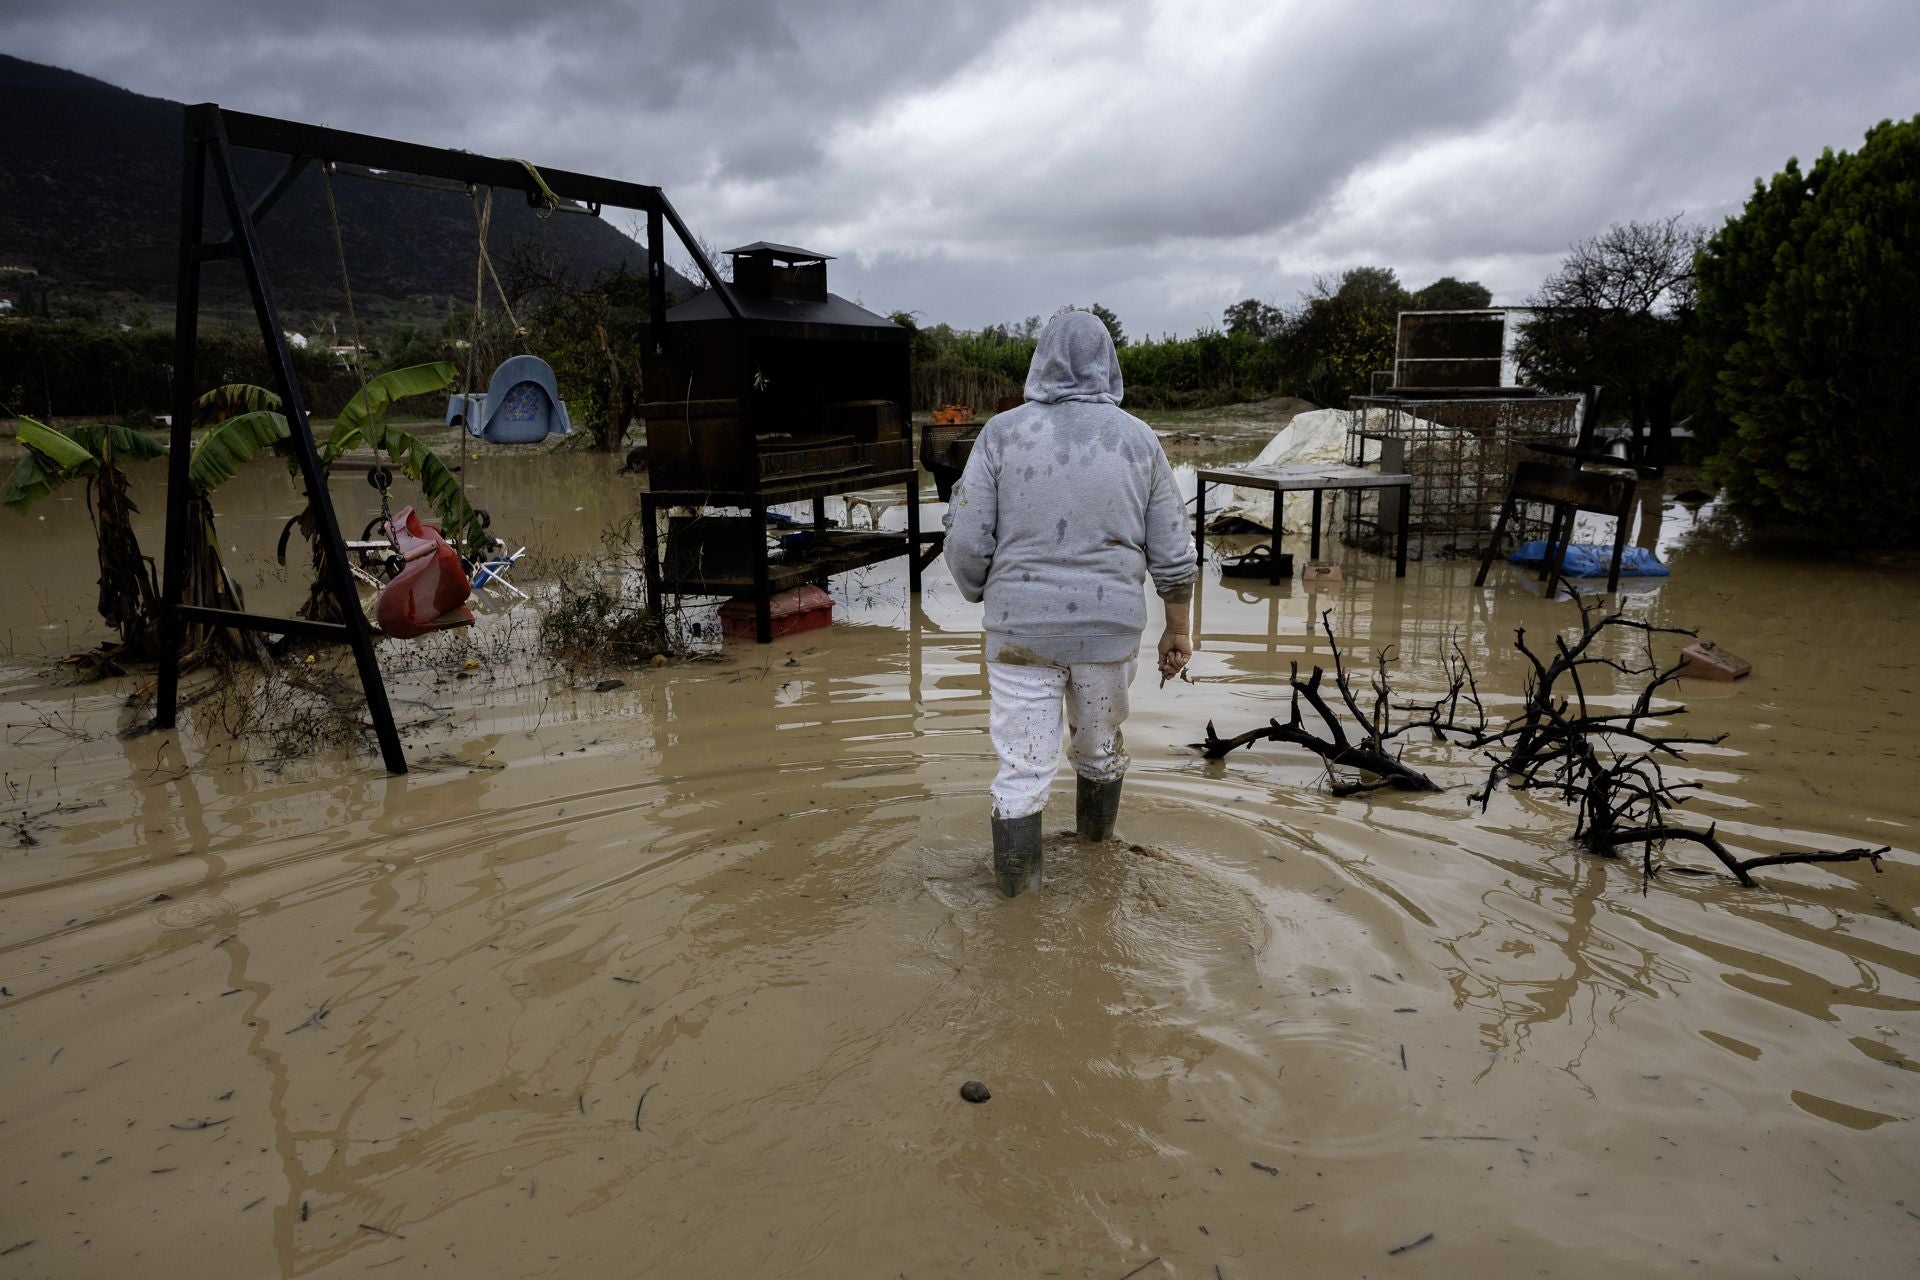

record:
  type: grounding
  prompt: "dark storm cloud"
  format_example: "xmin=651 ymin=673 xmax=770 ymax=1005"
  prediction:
xmin=7 ymin=0 xmax=1919 ymax=336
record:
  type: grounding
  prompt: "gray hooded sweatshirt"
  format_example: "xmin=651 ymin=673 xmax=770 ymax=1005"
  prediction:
xmin=942 ymin=310 xmax=1197 ymax=666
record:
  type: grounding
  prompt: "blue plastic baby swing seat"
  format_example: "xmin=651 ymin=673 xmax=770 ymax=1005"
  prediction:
xmin=1508 ymin=539 xmax=1670 ymax=578
xmin=443 ymin=354 xmax=572 ymax=443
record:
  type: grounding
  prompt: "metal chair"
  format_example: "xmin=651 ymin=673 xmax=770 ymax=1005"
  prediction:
xmin=1474 ymin=387 xmax=1638 ymax=594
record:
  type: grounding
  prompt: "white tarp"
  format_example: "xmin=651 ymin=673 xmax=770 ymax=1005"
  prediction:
xmin=1207 ymin=409 xmax=1354 ymax=532
xmin=1207 ymin=405 xmax=1487 ymax=533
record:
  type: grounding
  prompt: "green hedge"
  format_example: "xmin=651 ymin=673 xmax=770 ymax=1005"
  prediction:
xmin=0 ymin=320 xmax=365 ymax=420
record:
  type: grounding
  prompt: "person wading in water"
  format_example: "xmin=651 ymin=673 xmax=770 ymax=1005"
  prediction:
xmin=942 ymin=308 xmax=1198 ymax=896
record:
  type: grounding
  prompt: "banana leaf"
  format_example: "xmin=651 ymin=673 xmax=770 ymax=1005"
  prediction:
xmin=381 ymin=426 xmax=487 ymax=551
xmin=5 ymin=420 xmax=88 ymax=513
xmin=325 ymin=362 xmax=457 ymax=460
xmin=66 ymin=423 xmax=169 ymax=466
xmin=3 ymin=419 xmax=167 ymax=513
xmin=1 ymin=451 xmax=62 ymax=514
xmin=189 ymin=410 xmax=290 ymax=493
xmin=196 ymin=382 xmax=283 ymax=425
xmin=18 ymin=418 xmax=95 ymax=472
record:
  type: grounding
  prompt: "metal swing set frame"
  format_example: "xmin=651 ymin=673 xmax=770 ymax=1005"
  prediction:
xmin=156 ymin=102 xmax=738 ymax=773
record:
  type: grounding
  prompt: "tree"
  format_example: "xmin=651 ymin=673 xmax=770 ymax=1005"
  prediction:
xmin=1514 ymin=216 xmax=1704 ymax=471
xmin=1083 ymin=303 xmax=1127 ymax=348
xmin=506 ymin=244 xmax=653 ymax=453
xmin=888 ymin=310 xmax=941 ymax=365
xmin=1222 ymin=298 xmax=1284 ymax=340
xmin=1275 ymin=266 xmax=1411 ymax=405
xmin=1410 ymin=277 xmax=1492 ymax=310
xmin=1690 ymin=116 xmax=1920 ymax=542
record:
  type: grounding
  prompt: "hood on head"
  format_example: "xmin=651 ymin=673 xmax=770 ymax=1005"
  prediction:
xmin=1024 ymin=309 xmax=1124 ymax=406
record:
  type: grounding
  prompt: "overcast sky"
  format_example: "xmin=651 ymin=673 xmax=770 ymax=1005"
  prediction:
xmin=7 ymin=0 xmax=1918 ymax=338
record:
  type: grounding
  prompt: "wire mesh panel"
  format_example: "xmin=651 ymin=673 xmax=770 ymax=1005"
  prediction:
xmin=1346 ymin=393 xmax=1581 ymax=558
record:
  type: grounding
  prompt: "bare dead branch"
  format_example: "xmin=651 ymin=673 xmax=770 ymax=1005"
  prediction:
xmin=1198 ymin=593 xmax=1896 ymax=893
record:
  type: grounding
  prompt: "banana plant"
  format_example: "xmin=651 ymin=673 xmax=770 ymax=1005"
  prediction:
xmin=195 ymin=362 xmax=485 ymax=553
xmin=3 ymin=417 xmax=169 ymax=660
xmin=320 ymin=362 xmax=485 ymax=551
xmin=0 ymin=363 xmax=480 ymax=662
xmin=190 ymin=363 xmax=489 ymax=624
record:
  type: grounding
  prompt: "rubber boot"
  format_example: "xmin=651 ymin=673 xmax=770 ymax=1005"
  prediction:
xmin=992 ymin=813 xmax=1044 ymax=898
xmin=1076 ymin=774 xmax=1124 ymax=842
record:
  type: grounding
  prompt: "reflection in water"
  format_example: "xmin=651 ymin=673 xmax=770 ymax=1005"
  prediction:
xmin=1430 ymin=852 xmax=1692 ymax=1087
xmin=1 ymin=445 xmax=1916 ymax=1277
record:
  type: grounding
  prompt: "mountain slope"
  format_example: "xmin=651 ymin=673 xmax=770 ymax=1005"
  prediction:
xmin=0 ymin=54 xmax=694 ymax=324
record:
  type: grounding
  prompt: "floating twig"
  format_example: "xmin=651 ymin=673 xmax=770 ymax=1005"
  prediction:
xmin=1387 ymin=1231 xmax=1434 ymax=1256
xmin=633 ymin=1083 xmax=657 ymax=1131
xmin=286 ymin=1000 xmax=330 ymax=1034
xmin=1117 ymin=1257 xmax=1161 ymax=1280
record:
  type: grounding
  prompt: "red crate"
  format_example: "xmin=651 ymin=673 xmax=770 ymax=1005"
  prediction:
xmin=719 ymin=585 xmax=834 ymax=639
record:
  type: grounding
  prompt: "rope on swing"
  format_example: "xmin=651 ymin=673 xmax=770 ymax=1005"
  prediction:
xmin=468 ymin=187 xmax=522 ymax=338
xmin=321 ymin=162 xmax=374 ymax=397
xmin=504 ymin=156 xmax=563 ymax=217
xmin=460 ymin=185 xmax=528 ymax=489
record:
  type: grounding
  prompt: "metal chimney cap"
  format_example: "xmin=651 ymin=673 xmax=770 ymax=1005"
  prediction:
xmin=724 ymin=242 xmax=835 ymax=261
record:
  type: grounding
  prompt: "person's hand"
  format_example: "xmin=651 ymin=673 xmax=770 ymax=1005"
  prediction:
xmin=1157 ymin=628 xmax=1192 ymax=680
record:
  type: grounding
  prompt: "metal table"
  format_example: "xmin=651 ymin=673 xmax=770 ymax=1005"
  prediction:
xmin=1194 ymin=463 xmax=1414 ymax=583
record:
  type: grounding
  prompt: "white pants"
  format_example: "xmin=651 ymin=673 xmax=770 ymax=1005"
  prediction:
xmin=987 ymin=658 xmax=1137 ymax=819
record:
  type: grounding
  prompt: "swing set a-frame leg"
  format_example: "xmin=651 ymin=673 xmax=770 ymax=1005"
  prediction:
xmin=155 ymin=104 xmax=408 ymax=775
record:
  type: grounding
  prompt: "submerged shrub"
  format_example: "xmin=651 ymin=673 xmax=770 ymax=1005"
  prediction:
xmin=537 ymin=585 xmax=672 ymax=667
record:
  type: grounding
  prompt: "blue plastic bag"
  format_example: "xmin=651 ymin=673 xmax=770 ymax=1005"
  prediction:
xmin=1508 ymin=540 xmax=1669 ymax=578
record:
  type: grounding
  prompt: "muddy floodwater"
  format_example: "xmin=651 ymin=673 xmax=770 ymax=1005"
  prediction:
xmin=2 ymin=433 xmax=1917 ymax=1278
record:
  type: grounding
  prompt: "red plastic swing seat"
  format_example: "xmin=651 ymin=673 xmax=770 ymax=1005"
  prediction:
xmin=374 ymin=506 xmax=475 ymax=639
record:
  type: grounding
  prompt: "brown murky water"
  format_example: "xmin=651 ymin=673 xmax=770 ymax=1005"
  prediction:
xmin=2 ymin=440 xmax=1917 ymax=1278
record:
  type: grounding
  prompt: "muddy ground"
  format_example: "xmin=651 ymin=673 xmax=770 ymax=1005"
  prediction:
xmin=1 ymin=412 xmax=1916 ymax=1278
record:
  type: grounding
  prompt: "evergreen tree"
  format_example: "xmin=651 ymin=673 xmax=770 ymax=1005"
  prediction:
xmin=1690 ymin=116 xmax=1920 ymax=541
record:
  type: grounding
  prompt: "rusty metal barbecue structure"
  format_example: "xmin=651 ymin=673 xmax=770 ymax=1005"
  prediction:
xmin=635 ymin=243 xmax=932 ymax=642
xmin=157 ymin=103 xmax=741 ymax=774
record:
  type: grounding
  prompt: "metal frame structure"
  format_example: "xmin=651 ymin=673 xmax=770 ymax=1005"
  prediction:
xmin=1392 ymin=308 xmax=1511 ymax=388
xmin=155 ymin=103 xmax=731 ymax=773
xmin=1344 ymin=390 xmax=1582 ymax=558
